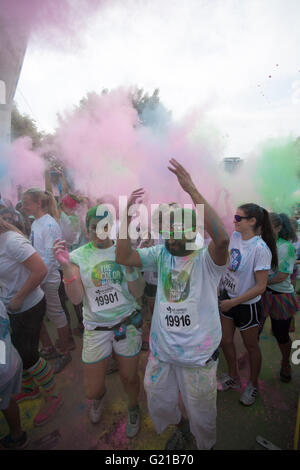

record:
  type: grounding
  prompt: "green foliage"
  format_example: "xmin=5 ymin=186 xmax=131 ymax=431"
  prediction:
xmin=11 ymin=103 xmax=44 ymax=147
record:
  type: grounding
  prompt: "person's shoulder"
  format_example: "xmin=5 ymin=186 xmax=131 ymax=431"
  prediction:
xmin=71 ymin=242 xmax=92 ymax=257
xmin=278 ymin=238 xmax=295 ymax=256
xmin=256 ymin=236 xmax=271 ymax=254
xmin=231 ymin=231 xmax=241 ymax=242
xmin=5 ymin=230 xmax=28 ymax=247
xmin=277 ymin=237 xmax=291 ymax=250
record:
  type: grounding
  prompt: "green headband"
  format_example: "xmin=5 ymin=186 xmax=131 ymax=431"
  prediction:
xmin=85 ymin=205 xmax=112 ymax=229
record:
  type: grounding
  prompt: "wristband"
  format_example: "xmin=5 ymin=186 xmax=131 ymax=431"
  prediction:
xmin=126 ymin=269 xmax=139 ymax=282
xmin=63 ymin=275 xmax=77 ymax=284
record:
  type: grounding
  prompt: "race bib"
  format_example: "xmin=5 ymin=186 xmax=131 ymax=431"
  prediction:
xmin=86 ymin=284 xmax=126 ymax=313
xmin=222 ymin=271 xmax=237 ymax=295
xmin=159 ymin=301 xmax=198 ymax=332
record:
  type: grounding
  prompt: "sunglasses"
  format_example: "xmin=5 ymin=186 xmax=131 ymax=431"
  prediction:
xmin=234 ymin=214 xmax=251 ymax=222
xmin=159 ymin=226 xmax=196 ymax=238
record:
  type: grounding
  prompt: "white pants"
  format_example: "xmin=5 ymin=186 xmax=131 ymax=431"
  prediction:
xmin=144 ymin=353 xmax=218 ymax=450
xmin=41 ymin=281 xmax=67 ymax=329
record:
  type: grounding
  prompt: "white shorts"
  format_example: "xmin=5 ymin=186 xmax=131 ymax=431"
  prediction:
xmin=144 ymin=353 xmax=218 ymax=450
xmin=82 ymin=325 xmax=142 ymax=364
xmin=41 ymin=281 xmax=67 ymax=329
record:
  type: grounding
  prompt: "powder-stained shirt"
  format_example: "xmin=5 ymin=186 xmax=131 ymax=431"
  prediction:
xmin=30 ymin=214 xmax=61 ymax=284
xmin=268 ymin=238 xmax=296 ymax=293
xmin=221 ymin=231 xmax=271 ymax=304
xmin=0 ymin=231 xmax=44 ymax=313
xmin=137 ymin=245 xmax=227 ymax=367
xmin=70 ymin=242 xmax=141 ymax=329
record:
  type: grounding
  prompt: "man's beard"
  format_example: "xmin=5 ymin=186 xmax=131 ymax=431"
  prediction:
xmin=165 ymin=240 xmax=189 ymax=257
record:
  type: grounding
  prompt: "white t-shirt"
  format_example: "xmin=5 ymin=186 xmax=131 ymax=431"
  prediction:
xmin=0 ymin=231 xmax=44 ymax=313
xmin=70 ymin=242 xmax=141 ymax=329
xmin=143 ymin=233 xmax=205 ymax=286
xmin=30 ymin=214 xmax=62 ymax=284
xmin=137 ymin=245 xmax=227 ymax=367
xmin=0 ymin=301 xmax=22 ymax=388
xmin=221 ymin=231 xmax=271 ymax=304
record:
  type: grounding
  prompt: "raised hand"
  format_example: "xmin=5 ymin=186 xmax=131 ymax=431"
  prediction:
xmin=53 ymin=238 xmax=70 ymax=266
xmin=127 ymin=188 xmax=145 ymax=218
xmin=168 ymin=159 xmax=196 ymax=194
xmin=127 ymin=188 xmax=145 ymax=208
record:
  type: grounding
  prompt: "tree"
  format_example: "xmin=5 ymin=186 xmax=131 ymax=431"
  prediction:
xmin=70 ymin=87 xmax=171 ymax=129
xmin=11 ymin=103 xmax=44 ymax=147
xmin=131 ymin=87 xmax=171 ymax=129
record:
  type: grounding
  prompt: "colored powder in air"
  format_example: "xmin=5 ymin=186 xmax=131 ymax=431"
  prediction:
xmin=0 ymin=0 xmax=107 ymax=52
xmin=0 ymin=137 xmax=45 ymax=203
xmin=253 ymin=138 xmax=300 ymax=213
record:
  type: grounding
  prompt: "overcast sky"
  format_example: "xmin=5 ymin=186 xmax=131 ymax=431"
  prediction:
xmin=15 ymin=0 xmax=300 ymax=158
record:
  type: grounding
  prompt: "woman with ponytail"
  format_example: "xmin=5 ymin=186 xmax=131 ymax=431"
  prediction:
xmin=0 ymin=217 xmax=63 ymax=428
xmin=261 ymin=213 xmax=299 ymax=383
xmin=21 ymin=188 xmax=72 ymax=374
xmin=218 ymin=204 xmax=277 ymax=406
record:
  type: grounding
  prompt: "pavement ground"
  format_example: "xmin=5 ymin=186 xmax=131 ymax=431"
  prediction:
xmin=0 ymin=298 xmax=299 ymax=451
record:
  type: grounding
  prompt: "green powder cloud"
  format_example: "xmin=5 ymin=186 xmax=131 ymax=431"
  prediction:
xmin=254 ymin=138 xmax=300 ymax=213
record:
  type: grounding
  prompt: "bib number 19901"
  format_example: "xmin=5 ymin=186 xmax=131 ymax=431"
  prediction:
xmin=95 ymin=291 xmax=119 ymax=307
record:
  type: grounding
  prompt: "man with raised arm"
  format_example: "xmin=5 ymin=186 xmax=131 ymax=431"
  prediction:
xmin=116 ymin=159 xmax=229 ymax=450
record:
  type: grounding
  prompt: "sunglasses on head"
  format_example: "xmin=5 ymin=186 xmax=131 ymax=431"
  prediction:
xmin=234 ymin=214 xmax=251 ymax=222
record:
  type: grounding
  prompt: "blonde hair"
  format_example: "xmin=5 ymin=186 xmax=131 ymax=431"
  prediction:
xmin=23 ymin=188 xmax=59 ymax=223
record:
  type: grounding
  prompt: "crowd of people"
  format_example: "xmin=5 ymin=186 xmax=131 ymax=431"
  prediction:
xmin=0 ymin=159 xmax=299 ymax=450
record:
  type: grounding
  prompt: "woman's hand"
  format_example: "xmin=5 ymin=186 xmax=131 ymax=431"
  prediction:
xmin=53 ymin=239 xmax=70 ymax=267
xmin=219 ymin=299 xmax=236 ymax=313
xmin=8 ymin=295 xmax=23 ymax=312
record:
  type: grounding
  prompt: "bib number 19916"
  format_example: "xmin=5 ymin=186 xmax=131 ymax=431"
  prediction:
xmin=165 ymin=314 xmax=191 ymax=328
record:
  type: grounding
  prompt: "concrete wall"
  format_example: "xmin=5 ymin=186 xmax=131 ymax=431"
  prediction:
xmin=0 ymin=16 xmax=28 ymax=143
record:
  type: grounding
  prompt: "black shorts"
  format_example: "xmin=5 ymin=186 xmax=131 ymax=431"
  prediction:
xmin=219 ymin=289 xmax=262 ymax=331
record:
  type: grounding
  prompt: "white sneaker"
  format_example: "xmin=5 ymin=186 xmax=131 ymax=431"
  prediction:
xmin=89 ymin=396 xmax=105 ymax=424
xmin=126 ymin=406 xmax=140 ymax=438
xmin=240 ymin=382 xmax=258 ymax=406
xmin=217 ymin=374 xmax=241 ymax=391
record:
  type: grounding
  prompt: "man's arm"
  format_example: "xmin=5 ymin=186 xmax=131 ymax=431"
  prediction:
xmin=168 ymin=159 xmax=229 ymax=265
xmin=116 ymin=189 xmax=144 ymax=268
xmin=126 ymin=267 xmax=145 ymax=298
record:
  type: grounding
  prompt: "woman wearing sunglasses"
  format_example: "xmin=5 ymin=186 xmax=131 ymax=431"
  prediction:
xmin=218 ymin=204 xmax=278 ymax=406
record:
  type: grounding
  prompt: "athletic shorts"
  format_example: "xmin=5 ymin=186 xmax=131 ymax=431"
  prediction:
xmin=144 ymin=353 xmax=218 ymax=450
xmin=82 ymin=325 xmax=142 ymax=364
xmin=219 ymin=290 xmax=262 ymax=331
xmin=0 ymin=361 xmax=22 ymax=410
